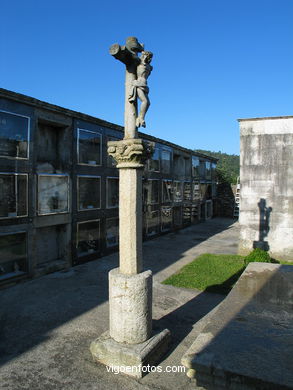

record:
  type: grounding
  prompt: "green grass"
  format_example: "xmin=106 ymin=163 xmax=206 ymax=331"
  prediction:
xmin=277 ymin=260 xmax=293 ymax=265
xmin=163 ymin=254 xmax=246 ymax=294
xmin=163 ymin=253 xmax=292 ymax=295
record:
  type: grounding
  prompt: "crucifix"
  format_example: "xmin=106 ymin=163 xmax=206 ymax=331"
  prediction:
xmin=107 ymin=37 xmax=154 ymax=274
xmin=109 ymin=36 xmax=153 ymax=137
xmin=90 ymin=37 xmax=170 ymax=377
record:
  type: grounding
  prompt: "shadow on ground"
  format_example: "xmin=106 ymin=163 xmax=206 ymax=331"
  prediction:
xmin=205 ymin=267 xmax=245 ymax=294
xmin=0 ymin=218 xmax=236 ymax=370
xmin=153 ymin=290 xmax=225 ymax=356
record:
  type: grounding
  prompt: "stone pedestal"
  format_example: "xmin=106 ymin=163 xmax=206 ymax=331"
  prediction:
xmin=109 ymin=268 xmax=152 ymax=344
xmin=91 ymin=266 xmax=170 ymax=377
xmin=90 ymin=329 xmax=171 ymax=378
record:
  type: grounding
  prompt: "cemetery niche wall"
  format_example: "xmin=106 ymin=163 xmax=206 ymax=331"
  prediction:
xmin=0 ymin=88 xmax=217 ymax=285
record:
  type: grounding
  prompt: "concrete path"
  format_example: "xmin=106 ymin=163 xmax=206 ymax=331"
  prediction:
xmin=0 ymin=218 xmax=239 ymax=390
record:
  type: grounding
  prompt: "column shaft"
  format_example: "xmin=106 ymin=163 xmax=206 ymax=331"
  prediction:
xmin=119 ymin=167 xmax=143 ymax=274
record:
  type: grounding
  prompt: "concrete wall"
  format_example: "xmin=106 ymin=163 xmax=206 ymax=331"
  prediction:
xmin=239 ymin=116 xmax=293 ymax=261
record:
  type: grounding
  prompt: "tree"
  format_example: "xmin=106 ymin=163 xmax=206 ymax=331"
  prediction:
xmin=195 ymin=149 xmax=240 ymax=184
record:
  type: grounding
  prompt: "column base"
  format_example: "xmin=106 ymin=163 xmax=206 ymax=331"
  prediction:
xmin=90 ymin=329 xmax=171 ymax=378
xmin=109 ymin=268 xmax=152 ymax=344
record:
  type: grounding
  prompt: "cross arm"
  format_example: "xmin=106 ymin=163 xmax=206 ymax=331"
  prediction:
xmin=109 ymin=44 xmax=140 ymax=66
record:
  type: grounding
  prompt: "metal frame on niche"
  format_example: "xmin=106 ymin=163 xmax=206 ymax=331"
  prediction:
xmin=105 ymin=216 xmax=119 ymax=248
xmin=0 ymin=230 xmax=28 ymax=279
xmin=0 ymin=109 xmax=30 ymax=160
xmin=37 ymin=173 xmax=70 ymax=216
xmin=173 ymin=180 xmax=183 ymax=203
xmin=147 ymin=146 xmax=160 ymax=172
xmin=106 ymin=177 xmax=119 ymax=209
xmin=192 ymin=155 xmax=200 ymax=179
xmin=183 ymin=180 xmax=192 ymax=202
xmin=0 ymin=172 xmax=29 ymax=219
xmin=77 ymin=128 xmax=102 ymax=166
xmin=162 ymin=179 xmax=173 ymax=203
xmin=161 ymin=205 xmax=173 ymax=232
xmin=77 ymin=175 xmax=101 ymax=211
xmin=143 ymin=178 xmax=160 ymax=205
xmin=145 ymin=209 xmax=160 ymax=236
xmin=161 ymin=148 xmax=172 ymax=174
xmin=76 ymin=218 xmax=101 ymax=257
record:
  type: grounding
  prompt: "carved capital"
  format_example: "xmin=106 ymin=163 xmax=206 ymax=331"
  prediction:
xmin=107 ymin=139 xmax=154 ymax=168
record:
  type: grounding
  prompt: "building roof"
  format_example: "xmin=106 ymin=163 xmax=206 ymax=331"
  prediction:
xmin=238 ymin=115 xmax=293 ymax=122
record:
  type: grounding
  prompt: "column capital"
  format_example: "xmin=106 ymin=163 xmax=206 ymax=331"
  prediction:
xmin=107 ymin=138 xmax=154 ymax=168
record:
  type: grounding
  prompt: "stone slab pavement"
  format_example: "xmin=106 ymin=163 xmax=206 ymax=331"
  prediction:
xmin=182 ymin=262 xmax=293 ymax=389
xmin=0 ymin=218 xmax=239 ymax=390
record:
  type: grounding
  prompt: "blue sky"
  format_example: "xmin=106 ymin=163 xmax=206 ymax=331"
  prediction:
xmin=1 ymin=0 xmax=292 ymax=154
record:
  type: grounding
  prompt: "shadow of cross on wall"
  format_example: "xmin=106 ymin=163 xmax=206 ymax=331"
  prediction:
xmin=253 ymin=198 xmax=272 ymax=252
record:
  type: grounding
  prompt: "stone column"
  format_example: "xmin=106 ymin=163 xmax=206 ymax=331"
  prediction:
xmin=119 ymin=167 xmax=143 ymax=275
xmin=107 ymin=138 xmax=153 ymax=344
xmin=90 ymin=137 xmax=170 ymax=377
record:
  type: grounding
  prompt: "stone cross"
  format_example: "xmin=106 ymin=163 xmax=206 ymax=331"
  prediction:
xmin=107 ymin=37 xmax=153 ymax=275
xmin=90 ymin=38 xmax=170 ymax=376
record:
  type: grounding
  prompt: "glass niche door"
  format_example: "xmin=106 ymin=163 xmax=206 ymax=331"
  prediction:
xmin=37 ymin=174 xmax=69 ymax=215
xmin=162 ymin=180 xmax=172 ymax=203
xmin=77 ymin=219 xmax=100 ymax=257
xmin=145 ymin=205 xmax=160 ymax=236
xmin=77 ymin=128 xmax=102 ymax=166
xmin=161 ymin=149 xmax=172 ymax=174
xmin=183 ymin=181 xmax=192 ymax=202
xmin=78 ymin=176 xmax=101 ymax=211
xmin=143 ymin=179 xmax=159 ymax=205
xmin=173 ymin=181 xmax=183 ymax=203
xmin=148 ymin=147 xmax=160 ymax=172
xmin=106 ymin=217 xmax=119 ymax=248
xmin=161 ymin=206 xmax=172 ymax=232
xmin=0 ymin=110 xmax=30 ymax=159
xmin=0 ymin=232 xmax=27 ymax=280
xmin=173 ymin=206 xmax=182 ymax=228
xmin=0 ymin=173 xmax=28 ymax=218
xmin=106 ymin=177 xmax=119 ymax=208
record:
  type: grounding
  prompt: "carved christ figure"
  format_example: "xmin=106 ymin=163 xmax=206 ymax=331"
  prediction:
xmin=109 ymin=37 xmax=153 ymax=137
xmin=128 ymin=50 xmax=153 ymax=128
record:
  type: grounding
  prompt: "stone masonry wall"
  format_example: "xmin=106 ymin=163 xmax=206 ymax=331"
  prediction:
xmin=214 ymin=183 xmax=236 ymax=218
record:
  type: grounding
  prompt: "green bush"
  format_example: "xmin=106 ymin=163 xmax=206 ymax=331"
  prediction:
xmin=244 ymin=248 xmax=271 ymax=266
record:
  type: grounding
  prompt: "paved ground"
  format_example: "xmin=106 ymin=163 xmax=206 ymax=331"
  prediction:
xmin=182 ymin=262 xmax=293 ymax=389
xmin=0 ymin=218 xmax=239 ymax=390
